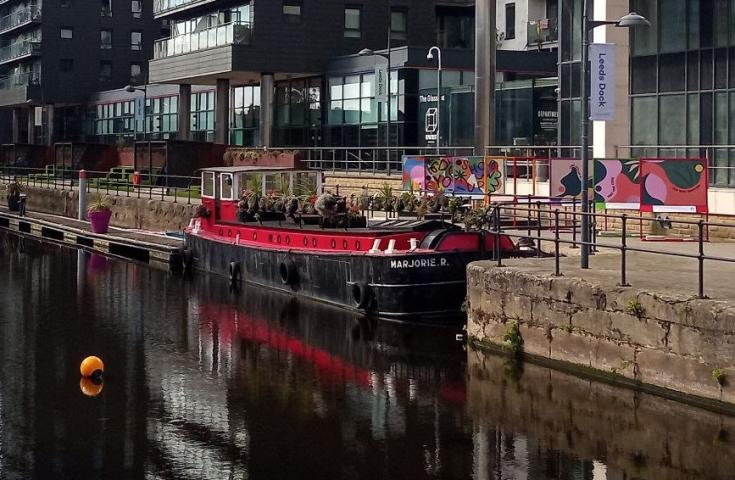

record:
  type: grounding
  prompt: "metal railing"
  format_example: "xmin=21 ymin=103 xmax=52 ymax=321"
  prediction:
xmin=0 ymin=166 xmax=201 ymax=204
xmin=0 ymin=40 xmax=41 ymax=65
xmin=0 ymin=5 xmax=41 ymax=34
xmin=300 ymin=146 xmax=477 ymax=175
xmin=153 ymin=21 xmax=252 ymax=59
xmin=489 ymin=201 xmax=735 ymax=299
xmin=153 ymin=0 xmax=212 ymax=15
xmin=527 ymin=17 xmax=558 ymax=45
xmin=0 ymin=70 xmax=40 ymax=91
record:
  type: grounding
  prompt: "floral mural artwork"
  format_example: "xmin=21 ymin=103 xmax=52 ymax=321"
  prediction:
xmin=402 ymin=156 xmax=505 ymax=196
xmin=640 ymin=158 xmax=708 ymax=211
xmin=402 ymin=156 xmax=427 ymax=191
xmin=593 ymin=159 xmax=640 ymax=209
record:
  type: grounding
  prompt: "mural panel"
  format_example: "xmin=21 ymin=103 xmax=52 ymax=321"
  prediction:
xmin=593 ymin=159 xmax=641 ymax=209
xmin=639 ymin=158 xmax=708 ymax=212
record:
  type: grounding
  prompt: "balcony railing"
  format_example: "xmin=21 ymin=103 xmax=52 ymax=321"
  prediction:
xmin=153 ymin=21 xmax=252 ymax=60
xmin=0 ymin=5 xmax=41 ymax=34
xmin=0 ymin=40 xmax=41 ymax=65
xmin=527 ymin=17 xmax=558 ymax=46
xmin=153 ymin=0 xmax=213 ymax=16
xmin=0 ymin=70 xmax=40 ymax=90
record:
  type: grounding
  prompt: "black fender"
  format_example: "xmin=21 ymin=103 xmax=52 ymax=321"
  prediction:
xmin=351 ymin=282 xmax=372 ymax=310
xmin=229 ymin=261 xmax=242 ymax=284
xmin=181 ymin=248 xmax=194 ymax=272
xmin=279 ymin=258 xmax=297 ymax=285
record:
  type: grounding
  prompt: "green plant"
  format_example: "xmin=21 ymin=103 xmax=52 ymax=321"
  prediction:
xmin=713 ymin=368 xmax=727 ymax=387
xmin=87 ymin=193 xmax=111 ymax=213
xmin=625 ymin=299 xmax=645 ymax=318
xmin=503 ymin=321 xmax=524 ymax=356
xmin=246 ymin=174 xmax=263 ymax=195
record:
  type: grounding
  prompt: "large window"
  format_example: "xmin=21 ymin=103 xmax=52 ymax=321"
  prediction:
xmin=131 ymin=31 xmax=142 ymax=50
xmin=391 ymin=10 xmax=407 ymax=42
xmin=146 ymin=96 xmax=178 ymax=139
xmin=436 ymin=7 xmax=474 ymax=49
xmin=505 ymin=3 xmax=516 ymax=40
xmin=344 ymin=8 xmax=361 ymax=38
xmin=232 ymin=85 xmax=261 ymax=146
xmin=274 ymin=78 xmax=321 ymax=146
xmin=191 ymin=91 xmax=216 ymax=142
xmin=629 ymin=0 xmax=735 ymax=186
xmin=92 ymin=100 xmax=135 ymax=141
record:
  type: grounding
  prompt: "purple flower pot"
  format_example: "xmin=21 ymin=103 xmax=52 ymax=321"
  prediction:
xmin=88 ymin=209 xmax=112 ymax=234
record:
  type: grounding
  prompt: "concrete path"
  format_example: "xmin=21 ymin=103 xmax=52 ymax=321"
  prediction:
xmin=501 ymin=230 xmax=735 ymax=301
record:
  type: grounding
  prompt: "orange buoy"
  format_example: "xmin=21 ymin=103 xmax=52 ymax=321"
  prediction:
xmin=79 ymin=377 xmax=104 ymax=397
xmin=80 ymin=356 xmax=105 ymax=378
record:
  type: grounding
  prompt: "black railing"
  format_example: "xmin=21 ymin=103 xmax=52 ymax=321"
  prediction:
xmin=0 ymin=166 xmax=200 ymax=204
xmin=489 ymin=201 xmax=735 ymax=299
xmin=301 ymin=146 xmax=477 ymax=174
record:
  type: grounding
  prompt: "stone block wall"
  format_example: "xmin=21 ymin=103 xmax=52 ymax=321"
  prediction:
xmin=323 ymin=173 xmax=402 ymax=198
xmin=22 ymin=186 xmax=196 ymax=232
xmin=467 ymin=262 xmax=735 ymax=405
xmin=468 ymin=349 xmax=735 ymax=480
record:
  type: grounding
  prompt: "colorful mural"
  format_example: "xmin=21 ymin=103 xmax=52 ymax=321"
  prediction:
xmin=550 ymin=159 xmax=583 ymax=198
xmin=639 ymin=158 xmax=708 ymax=211
xmin=401 ymin=156 xmax=504 ymax=196
xmin=593 ymin=159 xmax=641 ymax=209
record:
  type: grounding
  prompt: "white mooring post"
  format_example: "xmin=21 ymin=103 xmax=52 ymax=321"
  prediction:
xmin=78 ymin=169 xmax=87 ymax=221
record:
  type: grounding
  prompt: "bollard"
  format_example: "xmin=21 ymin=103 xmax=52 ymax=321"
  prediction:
xmin=78 ymin=170 xmax=88 ymax=220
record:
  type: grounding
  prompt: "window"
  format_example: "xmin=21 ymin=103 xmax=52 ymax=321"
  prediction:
xmin=60 ymin=27 xmax=73 ymax=39
xmin=60 ymin=59 xmax=74 ymax=72
xmin=132 ymin=0 xmax=142 ymax=18
xmin=130 ymin=63 xmax=143 ymax=83
xmin=344 ymin=7 xmax=361 ymax=38
xmin=436 ymin=7 xmax=474 ymax=49
xmin=101 ymin=29 xmax=112 ymax=49
xmin=505 ymin=3 xmax=515 ymax=40
xmin=131 ymin=31 xmax=142 ymax=50
xmin=391 ymin=10 xmax=407 ymax=41
xmin=101 ymin=0 xmax=112 ymax=16
xmin=61 ymin=0 xmax=72 ymax=7
xmin=100 ymin=61 xmax=112 ymax=81
xmin=283 ymin=3 xmax=301 ymax=24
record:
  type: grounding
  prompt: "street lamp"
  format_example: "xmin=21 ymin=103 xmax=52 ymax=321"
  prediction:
xmin=427 ymin=46 xmax=442 ymax=154
xmin=579 ymin=7 xmax=649 ymax=269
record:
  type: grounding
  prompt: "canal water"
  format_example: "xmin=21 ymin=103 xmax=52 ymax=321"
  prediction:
xmin=1 ymin=232 xmax=734 ymax=480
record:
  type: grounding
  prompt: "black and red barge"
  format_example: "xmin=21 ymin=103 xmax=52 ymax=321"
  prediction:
xmin=185 ymin=167 xmax=521 ymax=324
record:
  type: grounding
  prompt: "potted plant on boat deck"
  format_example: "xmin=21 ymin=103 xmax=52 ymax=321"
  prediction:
xmin=6 ymin=181 xmax=23 ymax=212
xmin=87 ymin=193 xmax=112 ymax=234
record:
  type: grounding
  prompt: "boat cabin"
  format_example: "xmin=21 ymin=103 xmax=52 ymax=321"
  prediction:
xmin=200 ymin=166 xmax=323 ymax=224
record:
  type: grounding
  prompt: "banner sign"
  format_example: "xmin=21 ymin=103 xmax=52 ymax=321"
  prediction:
xmin=375 ymin=64 xmax=388 ymax=103
xmin=589 ymin=43 xmax=615 ymax=121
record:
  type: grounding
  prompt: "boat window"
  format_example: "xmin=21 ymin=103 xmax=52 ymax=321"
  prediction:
xmin=221 ymin=173 xmax=234 ymax=200
xmin=202 ymin=171 xmax=215 ymax=197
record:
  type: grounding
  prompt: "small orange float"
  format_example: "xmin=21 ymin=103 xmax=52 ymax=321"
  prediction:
xmin=79 ymin=377 xmax=104 ymax=397
xmin=80 ymin=356 xmax=105 ymax=378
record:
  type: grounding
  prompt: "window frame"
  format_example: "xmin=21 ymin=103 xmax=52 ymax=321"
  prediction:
xmin=344 ymin=7 xmax=361 ymax=38
xmin=283 ymin=3 xmax=302 ymax=24
xmin=505 ymin=3 xmax=516 ymax=40
xmin=60 ymin=27 xmax=74 ymax=39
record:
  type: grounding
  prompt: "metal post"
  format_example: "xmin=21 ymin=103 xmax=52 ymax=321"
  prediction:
xmin=536 ymin=201 xmax=542 ymax=257
xmin=554 ymin=209 xmax=561 ymax=276
xmin=494 ymin=207 xmax=502 ymax=267
xmin=580 ymin=0 xmax=590 ymax=269
xmin=619 ymin=214 xmax=630 ymax=286
xmin=698 ymin=220 xmax=705 ymax=298
xmin=78 ymin=170 xmax=87 ymax=220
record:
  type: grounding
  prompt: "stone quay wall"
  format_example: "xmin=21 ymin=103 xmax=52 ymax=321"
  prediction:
xmin=467 ymin=349 xmax=735 ymax=480
xmin=467 ymin=262 xmax=735 ymax=406
xmin=323 ymin=173 xmax=402 ymax=197
xmin=22 ymin=186 xmax=196 ymax=232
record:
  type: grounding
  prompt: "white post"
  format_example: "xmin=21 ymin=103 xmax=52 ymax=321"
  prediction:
xmin=78 ymin=169 xmax=87 ymax=220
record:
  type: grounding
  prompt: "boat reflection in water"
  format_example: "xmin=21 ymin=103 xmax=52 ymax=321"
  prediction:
xmin=1 ymin=232 xmax=735 ymax=479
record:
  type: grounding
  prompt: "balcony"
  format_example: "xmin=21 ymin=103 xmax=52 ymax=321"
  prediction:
xmin=153 ymin=0 xmax=216 ymax=18
xmin=527 ymin=18 xmax=558 ymax=47
xmin=0 ymin=40 xmax=41 ymax=65
xmin=0 ymin=6 xmax=42 ymax=35
xmin=153 ymin=21 xmax=251 ymax=59
xmin=0 ymin=70 xmax=40 ymax=106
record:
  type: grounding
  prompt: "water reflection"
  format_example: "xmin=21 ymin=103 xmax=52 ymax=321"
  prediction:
xmin=0 ymin=232 xmax=733 ymax=479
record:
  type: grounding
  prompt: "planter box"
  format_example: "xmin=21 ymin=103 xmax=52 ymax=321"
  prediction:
xmin=88 ymin=209 xmax=112 ymax=234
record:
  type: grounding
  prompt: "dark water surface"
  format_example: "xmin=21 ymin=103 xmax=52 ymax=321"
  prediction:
xmin=1 ymin=232 xmax=734 ymax=480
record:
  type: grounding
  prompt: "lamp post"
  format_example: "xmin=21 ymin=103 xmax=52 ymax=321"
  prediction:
xmin=579 ymin=6 xmax=649 ymax=269
xmin=427 ymin=46 xmax=442 ymax=154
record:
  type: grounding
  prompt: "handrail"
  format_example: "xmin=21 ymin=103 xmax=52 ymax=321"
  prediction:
xmin=0 ymin=166 xmax=201 ymax=205
xmin=153 ymin=20 xmax=252 ymax=59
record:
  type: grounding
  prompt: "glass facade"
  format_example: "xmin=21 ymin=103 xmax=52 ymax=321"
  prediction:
xmin=630 ymin=0 xmax=735 ymax=186
xmin=231 ymin=85 xmax=260 ymax=146
xmin=558 ymin=0 xmax=585 ymax=147
xmin=273 ymin=77 xmax=321 ymax=147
